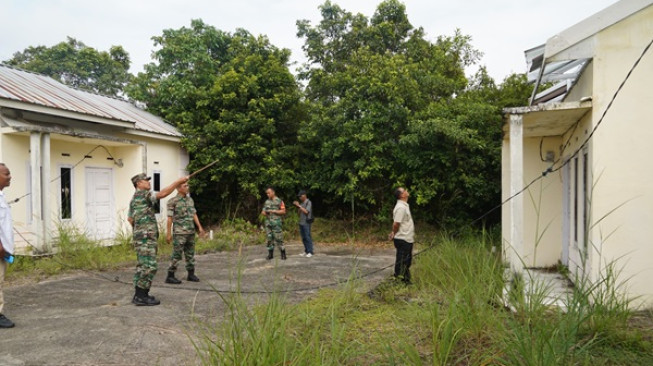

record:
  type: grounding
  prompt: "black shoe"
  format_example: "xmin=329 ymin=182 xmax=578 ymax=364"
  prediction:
xmin=187 ymin=270 xmax=200 ymax=282
xmin=0 ymin=314 xmax=15 ymax=328
xmin=280 ymin=249 xmax=287 ymax=260
xmin=133 ymin=295 xmax=161 ymax=306
xmin=145 ymin=289 xmax=160 ymax=303
xmin=165 ymin=271 xmax=182 ymax=284
xmin=266 ymin=250 xmax=274 ymax=260
xmin=132 ymin=287 xmax=160 ymax=306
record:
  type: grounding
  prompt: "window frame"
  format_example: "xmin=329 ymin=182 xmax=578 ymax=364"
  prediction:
xmin=58 ymin=164 xmax=74 ymax=220
xmin=152 ymin=170 xmax=162 ymax=214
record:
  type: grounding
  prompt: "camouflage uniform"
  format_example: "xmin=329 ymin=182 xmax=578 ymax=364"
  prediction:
xmin=264 ymin=197 xmax=285 ymax=251
xmin=128 ymin=189 xmax=159 ymax=290
xmin=167 ymin=194 xmax=197 ymax=272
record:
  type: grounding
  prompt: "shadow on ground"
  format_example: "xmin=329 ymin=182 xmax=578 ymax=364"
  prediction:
xmin=0 ymin=243 xmax=395 ymax=365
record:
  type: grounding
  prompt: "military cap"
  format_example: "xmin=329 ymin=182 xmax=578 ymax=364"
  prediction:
xmin=131 ymin=173 xmax=151 ymax=186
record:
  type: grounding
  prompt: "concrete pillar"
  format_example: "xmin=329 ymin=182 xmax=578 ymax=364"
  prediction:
xmin=141 ymin=142 xmax=147 ymax=173
xmin=29 ymin=131 xmax=43 ymax=253
xmin=509 ymin=114 xmax=524 ymax=273
xmin=41 ymin=133 xmax=51 ymax=252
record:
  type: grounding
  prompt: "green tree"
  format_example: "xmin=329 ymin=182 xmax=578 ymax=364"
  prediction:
xmin=298 ymin=0 xmax=530 ymax=224
xmin=4 ymin=37 xmax=131 ymax=97
xmin=127 ymin=20 xmax=304 ymax=221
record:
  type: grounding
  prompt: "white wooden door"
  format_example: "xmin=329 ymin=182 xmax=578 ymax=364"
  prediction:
xmin=86 ymin=168 xmax=114 ymax=240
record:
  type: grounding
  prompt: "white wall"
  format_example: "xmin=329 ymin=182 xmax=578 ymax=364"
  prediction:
xmin=523 ymin=136 xmax=564 ymax=268
xmin=588 ymin=6 xmax=653 ymax=307
xmin=502 ymin=133 xmax=563 ymax=268
xmin=0 ymin=129 xmax=184 ymax=252
xmin=0 ymin=134 xmax=36 ymax=251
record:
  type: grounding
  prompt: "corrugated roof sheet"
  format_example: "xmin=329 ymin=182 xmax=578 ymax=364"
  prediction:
xmin=0 ymin=64 xmax=180 ymax=137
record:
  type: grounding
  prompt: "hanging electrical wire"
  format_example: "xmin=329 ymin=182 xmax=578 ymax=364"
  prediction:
xmin=6 ymin=36 xmax=652 ymax=296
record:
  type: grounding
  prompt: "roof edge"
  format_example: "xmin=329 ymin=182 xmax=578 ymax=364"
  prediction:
xmin=504 ymin=100 xmax=592 ymax=115
xmin=545 ymin=0 xmax=653 ymax=61
xmin=0 ymin=98 xmax=135 ymax=129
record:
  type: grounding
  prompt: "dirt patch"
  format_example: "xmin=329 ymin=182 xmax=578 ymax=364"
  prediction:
xmin=0 ymin=242 xmax=395 ymax=365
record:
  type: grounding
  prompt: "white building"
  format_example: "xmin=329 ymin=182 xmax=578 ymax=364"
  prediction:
xmin=0 ymin=64 xmax=188 ymax=254
xmin=502 ymin=0 xmax=653 ymax=307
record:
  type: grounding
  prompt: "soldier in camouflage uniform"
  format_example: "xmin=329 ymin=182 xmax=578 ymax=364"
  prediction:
xmin=261 ymin=186 xmax=287 ymax=260
xmin=128 ymin=173 xmax=188 ymax=306
xmin=165 ymin=182 xmax=205 ymax=284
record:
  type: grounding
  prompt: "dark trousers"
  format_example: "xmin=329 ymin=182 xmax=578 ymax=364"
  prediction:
xmin=299 ymin=223 xmax=314 ymax=254
xmin=393 ymin=238 xmax=413 ymax=283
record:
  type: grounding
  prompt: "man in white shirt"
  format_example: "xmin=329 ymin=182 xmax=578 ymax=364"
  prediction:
xmin=0 ymin=163 xmax=15 ymax=328
xmin=389 ymin=187 xmax=415 ymax=284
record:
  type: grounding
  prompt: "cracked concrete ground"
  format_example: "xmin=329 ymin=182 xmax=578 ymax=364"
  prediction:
xmin=0 ymin=243 xmax=395 ymax=365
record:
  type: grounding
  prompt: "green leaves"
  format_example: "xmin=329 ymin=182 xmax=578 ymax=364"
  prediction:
xmin=297 ymin=0 xmax=530 ymax=224
xmin=127 ymin=20 xmax=302 ymax=221
xmin=5 ymin=37 xmax=132 ymax=97
xmin=4 ymin=4 xmax=534 ymax=225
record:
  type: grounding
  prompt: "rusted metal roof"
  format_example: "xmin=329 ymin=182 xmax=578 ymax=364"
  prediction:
xmin=0 ymin=64 xmax=180 ymax=137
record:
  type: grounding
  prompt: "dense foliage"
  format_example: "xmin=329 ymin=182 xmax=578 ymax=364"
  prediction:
xmin=127 ymin=20 xmax=304 ymax=221
xmin=296 ymin=0 xmax=530 ymax=225
xmin=4 ymin=37 xmax=131 ymax=97
xmin=4 ymin=1 xmax=533 ymax=226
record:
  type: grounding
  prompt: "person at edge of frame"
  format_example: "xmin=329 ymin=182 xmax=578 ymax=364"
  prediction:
xmin=261 ymin=186 xmax=287 ymax=260
xmin=388 ymin=186 xmax=415 ymax=285
xmin=165 ymin=182 xmax=205 ymax=284
xmin=0 ymin=163 xmax=15 ymax=328
xmin=128 ymin=173 xmax=188 ymax=306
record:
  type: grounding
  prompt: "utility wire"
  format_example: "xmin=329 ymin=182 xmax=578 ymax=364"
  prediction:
xmin=8 ymin=144 xmax=120 ymax=205
xmin=470 ymin=37 xmax=652 ymax=226
xmin=7 ymin=37 xmax=652 ymax=296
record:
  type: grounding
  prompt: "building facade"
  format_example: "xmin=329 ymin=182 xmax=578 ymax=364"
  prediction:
xmin=502 ymin=0 xmax=653 ymax=307
xmin=0 ymin=65 xmax=188 ymax=254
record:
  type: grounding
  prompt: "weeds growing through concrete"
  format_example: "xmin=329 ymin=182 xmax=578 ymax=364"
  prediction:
xmin=194 ymin=232 xmax=653 ymax=365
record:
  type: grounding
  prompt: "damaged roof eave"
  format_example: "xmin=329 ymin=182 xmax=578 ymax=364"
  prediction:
xmin=503 ymin=100 xmax=592 ymax=137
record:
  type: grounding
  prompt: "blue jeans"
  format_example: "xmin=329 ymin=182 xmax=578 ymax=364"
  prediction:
xmin=299 ymin=224 xmax=314 ymax=254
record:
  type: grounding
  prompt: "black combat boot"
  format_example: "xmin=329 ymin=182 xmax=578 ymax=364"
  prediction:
xmin=165 ymin=271 xmax=182 ymax=284
xmin=132 ymin=287 xmax=160 ymax=306
xmin=280 ymin=249 xmax=287 ymax=260
xmin=267 ymin=250 xmax=274 ymax=260
xmin=187 ymin=269 xmax=200 ymax=282
xmin=145 ymin=288 xmax=161 ymax=304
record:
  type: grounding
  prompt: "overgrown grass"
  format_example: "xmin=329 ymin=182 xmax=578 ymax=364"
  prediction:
xmin=6 ymin=219 xmax=264 ymax=281
xmin=195 ymin=232 xmax=653 ymax=365
xmin=6 ymin=216 xmax=423 ymax=280
xmin=6 ymin=220 xmax=652 ymax=364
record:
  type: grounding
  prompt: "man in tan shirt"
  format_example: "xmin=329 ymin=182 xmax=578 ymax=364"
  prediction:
xmin=389 ymin=187 xmax=415 ymax=284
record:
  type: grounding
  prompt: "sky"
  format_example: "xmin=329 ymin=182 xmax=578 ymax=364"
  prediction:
xmin=0 ymin=0 xmax=618 ymax=82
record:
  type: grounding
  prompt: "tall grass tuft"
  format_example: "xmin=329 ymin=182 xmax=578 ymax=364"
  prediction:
xmin=195 ymin=273 xmax=365 ymax=365
xmin=191 ymin=229 xmax=651 ymax=365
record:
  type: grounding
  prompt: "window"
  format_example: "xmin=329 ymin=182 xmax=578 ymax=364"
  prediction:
xmin=153 ymin=171 xmax=161 ymax=192
xmin=153 ymin=171 xmax=161 ymax=214
xmin=60 ymin=167 xmax=72 ymax=219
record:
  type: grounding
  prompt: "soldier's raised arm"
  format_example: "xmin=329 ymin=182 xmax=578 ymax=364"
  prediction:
xmin=155 ymin=176 xmax=189 ymax=200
